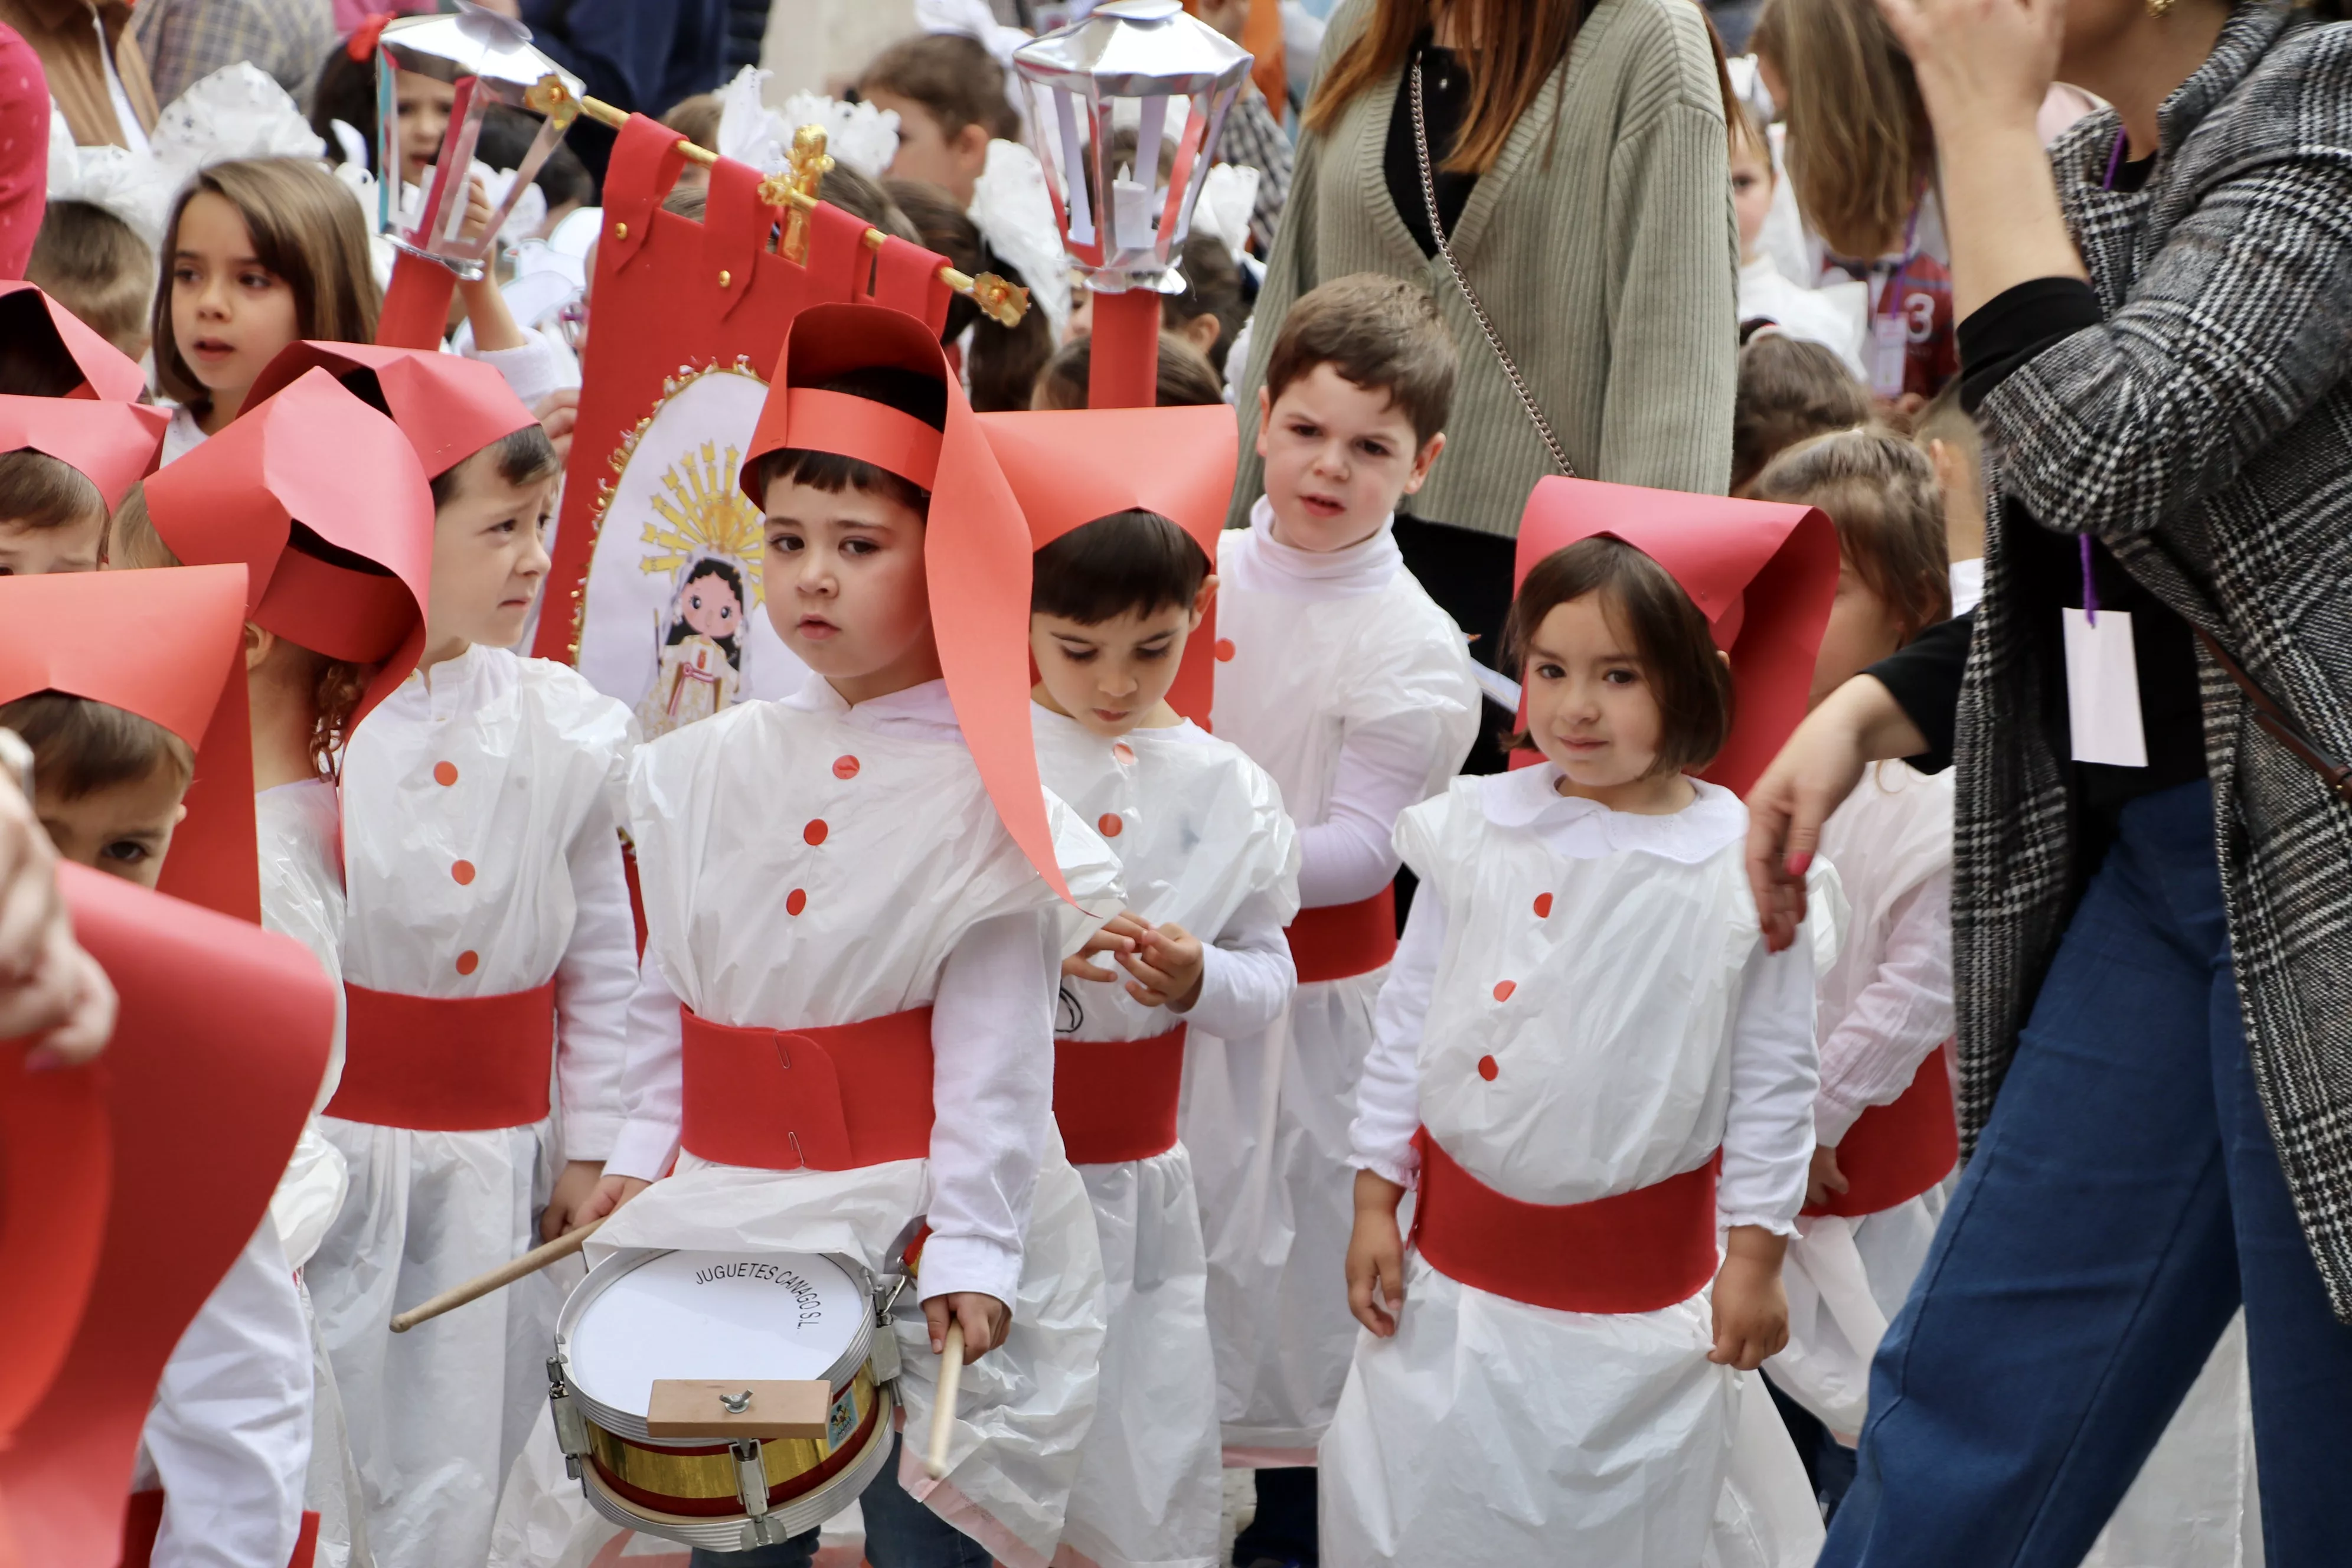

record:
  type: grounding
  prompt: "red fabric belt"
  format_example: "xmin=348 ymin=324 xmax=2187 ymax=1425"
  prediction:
xmin=680 ymin=1005 xmax=935 ymax=1171
xmin=1411 ymin=1130 xmax=1721 ymax=1314
xmin=1805 ymin=1041 xmax=1959 ymax=1219
xmin=326 ymin=981 xmax=556 ymax=1132
xmin=1285 ymin=885 xmax=1397 ymax=984
xmin=123 ymin=1492 xmax=319 ymax=1568
xmin=1053 ymin=1023 xmax=1187 ymax=1165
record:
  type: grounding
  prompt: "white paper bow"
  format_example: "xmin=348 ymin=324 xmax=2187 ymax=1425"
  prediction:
xmin=149 ymin=62 xmax=328 ymax=174
xmin=44 ymin=102 xmax=177 ymax=252
xmin=967 ymin=139 xmax=1070 ymax=342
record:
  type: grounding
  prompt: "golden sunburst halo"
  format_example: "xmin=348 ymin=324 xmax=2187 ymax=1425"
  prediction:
xmin=641 ymin=438 xmax=766 ymax=607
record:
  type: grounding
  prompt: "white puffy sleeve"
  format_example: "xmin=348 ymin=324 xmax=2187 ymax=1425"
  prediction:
xmin=1719 ymin=931 xmax=1820 ymax=1236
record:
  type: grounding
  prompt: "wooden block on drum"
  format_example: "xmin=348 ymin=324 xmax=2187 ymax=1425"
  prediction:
xmin=645 ymin=1379 xmax=832 ymax=1440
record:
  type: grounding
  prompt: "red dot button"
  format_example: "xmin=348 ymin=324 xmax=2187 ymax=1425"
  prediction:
xmin=1477 ymin=1054 xmax=1499 ymax=1082
xmin=1097 ymin=814 xmax=1123 ymax=838
xmin=803 ymin=819 xmax=829 ymax=846
xmin=455 ymin=950 xmax=480 ymax=976
xmin=1492 ymin=980 xmax=1516 ymax=1002
xmin=786 ymin=888 xmax=807 ymax=916
xmin=433 ymin=761 xmax=458 ymax=786
xmin=832 ymin=756 xmax=860 ymax=780
xmin=1213 ymin=638 xmax=1236 ymax=662
xmin=1533 ymin=893 xmax=1553 ymax=918
xmin=1112 ymin=742 xmax=1136 ymax=765
xmin=451 ymin=860 xmax=476 ymax=886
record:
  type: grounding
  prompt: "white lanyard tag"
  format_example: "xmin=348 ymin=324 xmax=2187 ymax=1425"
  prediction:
xmin=1870 ymin=314 xmax=1909 ymax=398
xmin=2062 ymin=607 xmax=2150 ymax=767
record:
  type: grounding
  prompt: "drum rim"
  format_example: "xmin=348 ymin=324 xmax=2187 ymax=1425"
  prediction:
xmin=577 ymin=1381 xmax=900 ymax=1550
xmin=557 ymin=1246 xmax=877 ymax=1439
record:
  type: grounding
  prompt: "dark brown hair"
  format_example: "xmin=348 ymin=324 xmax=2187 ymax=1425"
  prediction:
xmin=0 ymin=692 xmax=194 ymax=801
xmin=0 ymin=451 xmax=109 ymax=535
xmin=1305 ymin=0 xmax=1585 ymax=176
xmin=1264 ymin=272 xmax=1456 ymax=444
xmin=1504 ymin=537 xmax=1734 ymax=776
xmin=1751 ymin=426 xmax=1950 ymax=641
xmin=1732 ymin=334 xmax=1869 ymax=494
xmin=1034 ymin=333 xmax=1224 ymax=411
xmin=428 ymin=424 xmax=562 ymax=509
xmin=27 ymin=201 xmax=155 ymax=352
xmin=1165 ymin=233 xmax=1247 ymax=374
xmin=1752 ymin=0 xmax=1933 ymax=260
xmin=661 ymin=92 xmax=724 ymax=152
xmin=1032 ymin=509 xmax=1208 ymax=625
xmin=153 ymin=158 xmax=382 ymax=413
xmin=859 ymin=33 xmax=1021 ymax=142
xmin=755 ymin=367 xmax=948 ymax=517
xmin=885 ymin=178 xmax=1055 ymax=413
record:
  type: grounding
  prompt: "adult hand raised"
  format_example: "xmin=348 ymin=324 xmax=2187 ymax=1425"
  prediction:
xmin=1873 ymin=0 xmax=2065 ymax=129
xmin=1745 ymin=675 xmax=1926 ymax=953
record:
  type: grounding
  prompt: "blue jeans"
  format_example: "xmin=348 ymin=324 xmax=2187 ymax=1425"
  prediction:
xmin=685 ymin=1435 xmax=991 ymax=1568
xmin=1822 ymin=782 xmax=2352 ymax=1567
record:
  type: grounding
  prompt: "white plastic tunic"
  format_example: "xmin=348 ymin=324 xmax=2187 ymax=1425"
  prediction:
xmin=1321 ymin=769 xmax=1821 ymax=1568
xmin=1181 ymin=511 xmax=1479 ymax=1459
xmin=1031 ymin=706 xmax=1299 ymax=1568
xmin=496 ymin=679 xmax=1125 ymax=1568
xmin=311 ymin=645 xmax=637 ymax=1568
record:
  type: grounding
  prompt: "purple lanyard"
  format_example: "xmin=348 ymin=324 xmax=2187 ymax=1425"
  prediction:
xmin=2081 ymin=129 xmax=2132 ymax=625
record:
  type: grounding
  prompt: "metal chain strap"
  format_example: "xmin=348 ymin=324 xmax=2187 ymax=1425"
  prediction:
xmin=1410 ymin=54 xmax=1575 ymax=478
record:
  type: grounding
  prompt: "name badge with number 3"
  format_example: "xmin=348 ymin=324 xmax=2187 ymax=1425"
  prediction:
xmin=2063 ymin=607 xmax=2150 ymax=767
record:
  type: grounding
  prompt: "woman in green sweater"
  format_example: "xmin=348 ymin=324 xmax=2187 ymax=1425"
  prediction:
xmin=1230 ymin=0 xmax=1739 ymax=771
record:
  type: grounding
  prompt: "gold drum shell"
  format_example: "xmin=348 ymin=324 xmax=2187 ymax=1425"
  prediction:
xmin=584 ymin=1364 xmax=879 ymax=1508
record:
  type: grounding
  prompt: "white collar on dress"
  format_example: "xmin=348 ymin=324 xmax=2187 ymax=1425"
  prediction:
xmin=1233 ymin=493 xmax=1402 ymax=600
xmin=1481 ymin=763 xmax=1746 ymax=865
xmin=784 ymin=674 xmax=963 ymax=743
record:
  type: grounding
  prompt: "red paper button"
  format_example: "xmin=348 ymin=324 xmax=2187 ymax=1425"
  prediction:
xmin=1097 ymin=814 xmax=1123 ymax=838
xmin=451 ymin=860 xmax=476 ymax=886
xmin=433 ymin=762 xmax=458 ymax=786
xmin=1533 ymin=893 xmax=1553 ymax=918
xmin=1477 ymin=1054 xmax=1499 ymax=1082
xmin=832 ymin=756 xmax=860 ymax=780
xmin=455 ymin=950 xmax=480 ymax=976
xmin=1492 ymin=980 xmax=1516 ymax=1002
xmin=786 ymin=888 xmax=807 ymax=917
xmin=803 ymin=819 xmax=828 ymax=846
xmin=1213 ymin=638 xmax=1236 ymax=662
xmin=1112 ymin=742 xmax=1135 ymax=765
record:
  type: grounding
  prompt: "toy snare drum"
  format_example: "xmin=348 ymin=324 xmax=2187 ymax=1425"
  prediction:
xmin=548 ymin=1247 xmax=902 ymax=1552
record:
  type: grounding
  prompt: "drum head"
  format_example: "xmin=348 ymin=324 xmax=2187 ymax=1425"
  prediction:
xmin=569 ymin=1250 xmax=866 ymax=1419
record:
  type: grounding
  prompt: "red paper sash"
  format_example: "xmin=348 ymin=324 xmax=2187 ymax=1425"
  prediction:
xmin=1285 ymin=885 xmax=1397 ymax=984
xmin=680 ymin=1006 xmax=935 ymax=1171
xmin=120 ymin=1492 xmax=318 ymax=1568
xmin=1412 ymin=1130 xmax=1721 ymax=1314
xmin=326 ymin=982 xmax=557 ymax=1132
xmin=1804 ymin=1042 xmax=1959 ymax=1219
xmin=1053 ymin=1023 xmax=1187 ymax=1165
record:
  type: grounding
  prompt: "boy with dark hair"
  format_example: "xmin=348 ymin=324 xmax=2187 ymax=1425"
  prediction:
xmin=984 ymin=405 xmax=1301 ymax=1568
xmin=1187 ymin=272 xmax=1481 ymax=1566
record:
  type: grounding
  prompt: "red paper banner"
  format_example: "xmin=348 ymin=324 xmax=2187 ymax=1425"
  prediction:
xmin=533 ymin=113 xmax=952 ymax=750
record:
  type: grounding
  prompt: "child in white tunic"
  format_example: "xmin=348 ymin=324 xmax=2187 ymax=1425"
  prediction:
xmin=984 ymin=406 xmax=1302 ymax=1568
xmin=125 ymin=377 xmax=443 ymax=1568
xmin=1326 ymin=484 xmax=1846 ymax=1567
xmin=539 ymin=305 xmax=1124 ymax=1568
xmin=1179 ymin=278 xmax=1481 ymax=1556
xmin=278 ymin=352 xmax=637 ymax=1568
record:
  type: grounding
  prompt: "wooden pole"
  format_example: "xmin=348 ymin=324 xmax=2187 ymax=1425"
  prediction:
xmin=388 ymin=1219 xmax=604 ymax=1333
xmin=923 ymin=1322 xmax=965 ymax=1479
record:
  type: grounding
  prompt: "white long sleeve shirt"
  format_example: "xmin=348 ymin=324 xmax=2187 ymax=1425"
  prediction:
xmin=1212 ymin=497 xmax=1481 ymax=909
xmin=606 ymin=678 xmax=1124 ymax=1305
xmin=1350 ymin=769 xmax=1820 ymax=1236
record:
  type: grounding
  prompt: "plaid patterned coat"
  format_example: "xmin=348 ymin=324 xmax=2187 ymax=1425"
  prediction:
xmin=1961 ymin=4 xmax=2352 ymax=1317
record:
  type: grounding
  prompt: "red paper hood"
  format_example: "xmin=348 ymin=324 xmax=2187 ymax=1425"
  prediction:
xmin=1513 ymin=476 xmax=1839 ymax=797
xmin=0 ymin=396 xmax=169 ymax=511
xmin=245 ymin=341 xmax=538 ymax=479
xmin=0 ymin=282 xmax=148 ymax=402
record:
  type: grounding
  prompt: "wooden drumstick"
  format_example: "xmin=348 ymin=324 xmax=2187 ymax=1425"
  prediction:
xmin=389 ymin=1219 xmax=605 ymax=1333
xmin=924 ymin=1321 xmax=964 ymax=1479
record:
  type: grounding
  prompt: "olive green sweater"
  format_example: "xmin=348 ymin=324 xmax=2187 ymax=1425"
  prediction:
xmin=1229 ymin=0 xmax=1739 ymax=535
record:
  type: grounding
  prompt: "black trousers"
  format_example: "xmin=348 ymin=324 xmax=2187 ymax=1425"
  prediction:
xmin=1391 ymin=515 xmax=1516 ymax=778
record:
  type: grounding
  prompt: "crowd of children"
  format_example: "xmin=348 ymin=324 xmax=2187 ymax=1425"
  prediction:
xmin=6 ymin=3 xmax=2213 ymax=1566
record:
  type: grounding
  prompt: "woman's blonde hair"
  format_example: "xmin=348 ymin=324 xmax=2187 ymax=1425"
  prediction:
xmin=1751 ymin=0 xmax=1932 ymax=260
xmin=1304 ymin=0 xmax=1589 ymax=176
xmin=152 ymin=158 xmax=381 ymax=413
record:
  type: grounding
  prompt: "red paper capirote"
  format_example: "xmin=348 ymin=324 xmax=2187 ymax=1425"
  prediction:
xmin=244 ymin=341 xmax=538 ymax=479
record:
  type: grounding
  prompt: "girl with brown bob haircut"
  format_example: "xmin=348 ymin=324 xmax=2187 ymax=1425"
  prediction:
xmin=1502 ymin=535 xmax=1736 ymax=776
